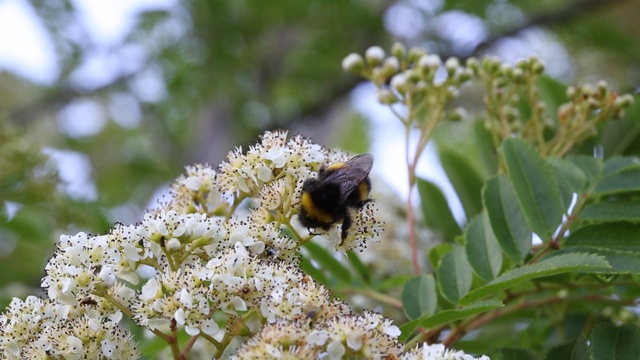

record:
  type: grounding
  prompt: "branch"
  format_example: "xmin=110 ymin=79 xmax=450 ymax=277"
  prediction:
xmin=470 ymin=0 xmax=631 ymax=57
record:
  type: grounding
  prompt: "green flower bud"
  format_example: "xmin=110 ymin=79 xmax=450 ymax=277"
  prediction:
xmin=390 ymin=73 xmax=408 ymax=95
xmin=382 ymin=57 xmax=400 ymax=78
xmin=597 ymin=80 xmax=609 ymax=98
xmin=616 ymin=94 xmax=634 ymax=108
xmin=407 ymin=47 xmax=427 ymax=64
xmin=342 ymin=53 xmax=365 ymax=74
xmin=365 ymin=46 xmax=385 ymax=67
xmin=465 ymin=57 xmax=480 ymax=75
xmin=391 ymin=42 xmax=406 ymax=60
xmin=445 ymin=57 xmax=460 ymax=76
xmin=420 ymin=54 xmax=442 ymax=70
xmin=377 ymin=88 xmax=398 ymax=105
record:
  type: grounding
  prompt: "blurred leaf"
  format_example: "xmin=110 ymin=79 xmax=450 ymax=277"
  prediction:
xmin=566 ymin=155 xmax=603 ymax=180
xmin=346 ymin=251 xmax=370 ymax=284
xmin=440 ymin=149 xmax=484 ymax=220
xmin=399 ymin=300 xmax=503 ymax=343
xmin=593 ymin=167 xmax=640 ymax=196
xmin=417 ymin=178 xmax=462 ymax=242
xmin=493 ymin=348 xmax=537 ymax=360
xmin=503 ymin=138 xmax=564 ymax=240
xmin=603 ymin=156 xmax=640 ymax=175
xmin=590 ymin=322 xmax=640 ymax=360
xmin=473 ymin=119 xmax=499 ymax=176
xmin=299 ymin=255 xmax=329 ymax=286
xmin=437 ymin=246 xmax=473 ymax=304
xmin=544 ymin=336 xmax=589 ymax=360
xmin=483 ymin=176 xmax=532 ymax=264
xmin=580 ymin=201 xmax=640 ymax=223
xmin=566 ymin=223 xmax=640 ymax=250
xmin=459 ymin=253 xmax=610 ymax=305
xmin=552 ymin=247 xmax=640 ymax=274
xmin=465 ymin=211 xmax=502 ymax=281
xmin=303 ymin=242 xmax=351 ymax=286
xmin=402 ymin=275 xmax=437 ymax=320
xmin=547 ymin=157 xmax=587 ymax=210
xmin=428 ymin=243 xmax=454 ymax=270
xmin=537 ymin=75 xmax=567 ymax=122
xmin=374 ymin=275 xmax=414 ymax=292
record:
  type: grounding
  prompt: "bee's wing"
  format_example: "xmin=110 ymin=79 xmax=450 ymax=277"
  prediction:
xmin=322 ymin=154 xmax=374 ymax=204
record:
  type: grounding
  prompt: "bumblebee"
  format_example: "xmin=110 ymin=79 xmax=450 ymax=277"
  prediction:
xmin=298 ymin=154 xmax=374 ymax=241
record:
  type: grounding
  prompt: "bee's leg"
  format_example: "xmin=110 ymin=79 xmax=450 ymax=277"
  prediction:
xmin=308 ymin=228 xmax=321 ymax=236
xmin=340 ymin=213 xmax=353 ymax=245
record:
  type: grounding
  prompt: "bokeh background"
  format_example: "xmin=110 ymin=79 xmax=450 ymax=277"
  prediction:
xmin=1 ymin=0 xmax=639 ymax=307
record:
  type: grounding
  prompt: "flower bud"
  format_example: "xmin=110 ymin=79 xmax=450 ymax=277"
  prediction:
xmin=365 ymin=46 xmax=385 ymax=67
xmin=377 ymin=89 xmax=398 ymax=105
xmin=390 ymin=73 xmax=408 ymax=95
xmin=342 ymin=53 xmax=365 ymax=74
xmin=482 ymin=56 xmax=501 ymax=75
xmin=419 ymin=54 xmax=442 ymax=70
xmin=445 ymin=57 xmax=460 ymax=76
xmin=382 ymin=57 xmax=400 ymax=77
xmin=465 ymin=57 xmax=480 ymax=75
xmin=407 ymin=47 xmax=427 ymax=64
xmin=615 ymin=94 xmax=634 ymax=108
xmin=597 ymin=80 xmax=608 ymax=98
xmin=391 ymin=42 xmax=406 ymax=60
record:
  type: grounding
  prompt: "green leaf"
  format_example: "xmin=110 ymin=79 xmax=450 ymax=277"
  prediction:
xmin=603 ymin=156 xmax=640 ymax=175
xmin=299 ymin=256 xmax=329 ymax=286
xmin=399 ymin=300 xmax=503 ymax=343
xmin=440 ymin=149 xmax=484 ymax=220
xmin=566 ymin=223 xmax=640 ymax=251
xmin=417 ymin=178 xmax=462 ymax=242
xmin=580 ymin=201 xmax=640 ymax=223
xmin=593 ymin=167 xmax=640 ymax=196
xmin=483 ymin=176 xmax=532 ymax=264
xmin=547 ymin=157 xmax=588 ymax=210
xmin=346 ymin=251 xmax=369 ymax=284
xmin=544 ymin=336 xmax=589 ymax=360
xmin=428 ymin=243 xmax=454 ymax=270
xmin=473 ymin=119 xmax=499 ymax=175
xmin=537 ymin=75 xmax=567 ymax=120
xmin=465 ymin=211 xmax=502 ymax=281
xmin=373 ymin=275 xmax=414 ymax=291
xmin=303 ymin=241 xmax=351 ymax=285
xmin=552 ymin=247 xmax=640 ymax=274
xmin=459 ymin=253 xmax=610 ymax=305
xmin=502 ymin=138 xmax=565 ymax=240
xmin=493 ymin=348 xmax=537 ymax=360
xmin=402 ymin=275 xmax=437 ymax=320
xmin=590 ymin=322 xmax=640 ymax=360
xmin=437 ymin=246 xmax=473 ymax=304
xmin=567 ymin=155 xmax=603 ymax=179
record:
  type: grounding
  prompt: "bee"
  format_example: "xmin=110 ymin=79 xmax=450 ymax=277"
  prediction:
xmin=298 ymin=154 xmax=374 ymax=242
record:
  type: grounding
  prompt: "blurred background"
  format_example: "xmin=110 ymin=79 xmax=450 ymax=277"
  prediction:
xmin=1 ymin=0 xmax=639 ymax=306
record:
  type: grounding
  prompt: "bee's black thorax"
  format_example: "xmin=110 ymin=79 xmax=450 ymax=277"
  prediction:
xmin=297 ymin=154 xmax=374 ymax=241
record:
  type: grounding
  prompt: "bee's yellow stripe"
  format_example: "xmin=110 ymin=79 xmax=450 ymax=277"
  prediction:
xmin=326 ymin=162 xmax=344 ymax=171
xmin=301 ymin=193 xmax=333 ymax=223
xmin=357 ymin=182 xmax=370 ymax=200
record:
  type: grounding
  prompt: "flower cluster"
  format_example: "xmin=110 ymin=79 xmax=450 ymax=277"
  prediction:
xmin=0 ymin=295 xmax=139 ymax=359
xmin=232 ymin=311 xmax=403 ymax=359
xmin=1 ymin=130 xmax=399 ymax=359
xmin=343 ymin=44 xmax=472 ymax=111
xmin=400 ymin=343 xmax=490 ymax=360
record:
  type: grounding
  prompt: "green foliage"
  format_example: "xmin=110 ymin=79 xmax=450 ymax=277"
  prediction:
xmin=346 ymin=42 xmax=640 ymax=358
xmin=3 ymin=0 xmax=640 ymax=357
